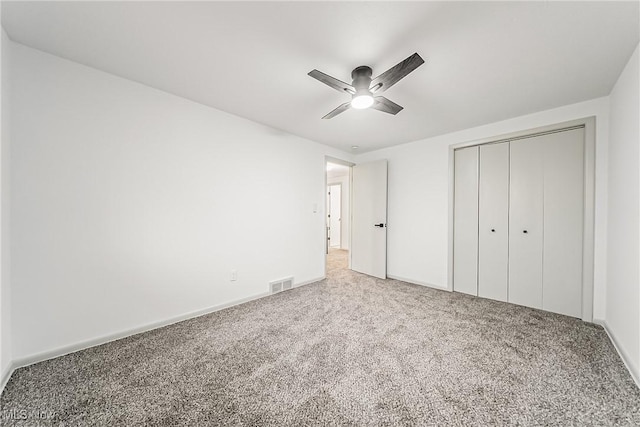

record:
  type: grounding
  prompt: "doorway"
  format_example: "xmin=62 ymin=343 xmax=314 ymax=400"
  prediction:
xmin=326 ymin=161 xmax=351 ymax=273
xmin=327 ymin=184 xmax=342 ymax=249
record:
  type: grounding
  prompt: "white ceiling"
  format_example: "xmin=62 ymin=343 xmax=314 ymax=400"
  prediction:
xmin=2 ymin=1 xmax=638 ymax=153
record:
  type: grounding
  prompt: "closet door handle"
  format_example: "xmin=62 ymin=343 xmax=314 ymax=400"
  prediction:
xmin=491 ymin=229 xmax=496 ymax=232
xmin=523 ymin=230 xmax=528 ymax=234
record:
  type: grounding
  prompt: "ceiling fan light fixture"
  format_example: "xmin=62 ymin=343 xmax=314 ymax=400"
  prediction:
xmin=351 ymin=93 xmax=374 ymax=109
xmin=309 ymin=53 xmax=424 ymax=118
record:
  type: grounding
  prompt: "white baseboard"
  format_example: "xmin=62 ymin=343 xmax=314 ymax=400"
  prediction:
xmin=12 ymin=290 xmax=273 ymax=370
xmin=3 ymin=276 xmax=327 ymax=393
xmin=4 ymin=278 xmax=635 ymax=399
xmin=294 ymin=276 xmax=325 ymax=288
xmin=11 ymin=281 xmax=330 ymax=387
xmin=387 ymin=274 xmax=449 ymax=292
xmin=0 ymin=361 xmax=16 ymax=395
xmin=594 ymin=319 xmax=640 ymax=389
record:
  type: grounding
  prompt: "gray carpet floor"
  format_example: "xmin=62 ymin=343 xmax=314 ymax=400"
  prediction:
xmin=1 ymin=249 xmax=639 ymax=426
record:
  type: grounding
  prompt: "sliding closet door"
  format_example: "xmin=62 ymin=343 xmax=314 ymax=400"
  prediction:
xmin=478 ymin=142 xmax=509 ymax=301
xmin=543 ymin=129 xmax=584 ymax=317
xmin=453 ymin=146 xmax=479 ymax=296
xmin=509 ymin=137 xmax=544 ymax=309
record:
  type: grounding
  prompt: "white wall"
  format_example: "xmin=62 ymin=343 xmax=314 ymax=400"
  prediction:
xmin=9 ymin=40 xmax=352 ymax=361
xmin=327 ymin=170 xmax=350 ymax=250
xmin=607 ymin=43 xmax=639 ymax=381
xmin=0 ymin=28 xmax=12 ymax=384
xmin=356 ymin=97 xmax=610 ymax=321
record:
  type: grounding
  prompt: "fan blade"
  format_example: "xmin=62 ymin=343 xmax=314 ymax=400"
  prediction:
xmin=372 ymin=96 xmax=403 ymax=115
xmin=370 ymin=53 xmax=425 ymax=94
xmin=322 ymin=102 xmax=351 ymax=119
xmin=308 ymin=69 xmax=355 ymax=94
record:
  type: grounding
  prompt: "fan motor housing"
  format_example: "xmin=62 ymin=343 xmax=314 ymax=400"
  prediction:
xmin=351 ymin=66 xmax=373 ymax=91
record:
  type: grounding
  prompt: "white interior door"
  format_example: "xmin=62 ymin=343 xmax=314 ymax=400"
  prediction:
xmin=478 ymin=142 xmax=509 ymax=302
xmin=543 ymin=128 xmax=584 ymax=317
xmin=329 ymin=184 xmax=341 ymax=248
xmin=509 ymin=136 xmax=544 ymax=309
xmin=453 ymin=146 xmax=479 ymax=296
xmin=351 ymin=160 xmax=388 ymax=279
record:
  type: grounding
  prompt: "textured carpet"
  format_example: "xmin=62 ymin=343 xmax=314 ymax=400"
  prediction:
xmin=2 ymin=249 xmax=639 ymax=426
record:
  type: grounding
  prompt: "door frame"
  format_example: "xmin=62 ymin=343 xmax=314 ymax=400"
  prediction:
xmin=448 ymin=117 xmax=596 ymax=322
xmin=325 ymin=156 xmax=354 ymax=271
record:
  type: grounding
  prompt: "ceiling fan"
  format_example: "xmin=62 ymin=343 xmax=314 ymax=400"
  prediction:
xmin=308 ymin=53 xmax=425 ymax=119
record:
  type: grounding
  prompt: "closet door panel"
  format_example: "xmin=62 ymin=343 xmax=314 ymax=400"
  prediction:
xmin=453 ymin=146 xmax=479 ymax=296
xmin=543 ymin=129 xmax=584 ymax=317
xmin=509 ymin=137 xmax=544 ymax=309
xmin=478 ymin=142 xmax=509 ymax=302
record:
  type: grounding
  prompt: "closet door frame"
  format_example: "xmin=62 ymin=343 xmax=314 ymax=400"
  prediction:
xmin=447 ymin=117 xmax=595 ymax=322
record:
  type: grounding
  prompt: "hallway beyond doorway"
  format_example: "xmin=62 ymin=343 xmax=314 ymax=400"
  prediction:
xmin=327 ymin=248 xmax=348 ymax=273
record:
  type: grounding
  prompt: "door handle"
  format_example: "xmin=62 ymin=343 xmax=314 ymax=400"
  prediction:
xmin=523 ymin=230 xmax=528 ymax=234
xmin=491 ymin=229 xmax=496 ymax=232
xmin=374 ymin=223 xmax=385 ymax=228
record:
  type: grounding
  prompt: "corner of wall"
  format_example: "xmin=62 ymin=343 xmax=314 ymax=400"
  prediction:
xmin=605 ymin=41 xmax=640 ymax=386
xmin=595 ymin=319 xmax=640 ymax=388
xmin=0 ymin=24 xmax=13 ymax=394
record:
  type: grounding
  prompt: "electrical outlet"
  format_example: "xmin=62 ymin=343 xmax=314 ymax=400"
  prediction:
xmin=230 ymin=270 xmax=237 ymax=281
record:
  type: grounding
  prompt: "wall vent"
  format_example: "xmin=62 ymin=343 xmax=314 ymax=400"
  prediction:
xmin=270 ymin=277 xmax=294 ymax=294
